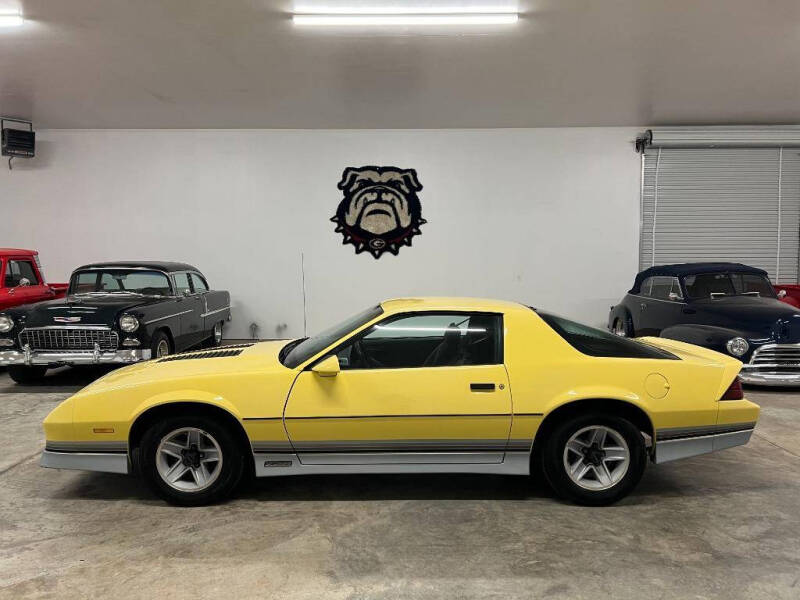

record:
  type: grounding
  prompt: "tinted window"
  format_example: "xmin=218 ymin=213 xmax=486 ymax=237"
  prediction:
xmin=281 ymin=305 xmax=384 ymax=369
xmin=336 ymin=313 xmax=502 ymax=369
xmin=639 ymin=277 xmax=654 ymax=297
xmin=537 ymin=311 xmax=677 ymax=359
xmin=190 ymin=273 xmax=208 ymax=292
xmin=173 ymin=273 xmax=192 ymax=295
xmin=70 ymin=270 xmax=172 ymax=295
xmin=5 ymin=260 xmax=39 ymax=286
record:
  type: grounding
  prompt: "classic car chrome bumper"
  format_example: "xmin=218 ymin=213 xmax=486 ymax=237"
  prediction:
xmin=738 ymin=343 xmax=800 ymax=386
xmin=40 ymin=450 xmax=129 ymax=474
xmin=0 ymin=347 xmax=151 ymax=366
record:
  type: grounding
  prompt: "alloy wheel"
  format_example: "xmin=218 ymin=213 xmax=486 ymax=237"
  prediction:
xmin=563 ymin=425 xmax=630 ymax=491
xmin=156 ymin=427 xmax=223 ymax=492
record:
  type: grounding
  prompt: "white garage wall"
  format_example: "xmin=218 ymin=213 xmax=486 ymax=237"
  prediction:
xmin=0 ymin=128 xmax=640 ymax=339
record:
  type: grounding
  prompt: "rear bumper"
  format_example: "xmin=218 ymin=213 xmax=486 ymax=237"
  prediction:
xmin=0 ymin=348 xmax=150 ymax=366
xmin=40 ymin=450 xmax=129 ymax=474
xmin=655 ymin=422 xmax=756 ymax=464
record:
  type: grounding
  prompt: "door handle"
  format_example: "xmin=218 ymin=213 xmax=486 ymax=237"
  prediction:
xmin=470 ymin=383 xmax=495 ymax=392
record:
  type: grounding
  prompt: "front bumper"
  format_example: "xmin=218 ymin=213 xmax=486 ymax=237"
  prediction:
xmin=0 ymin=347 xmax=151 ymax=366
xmin=40 ymin=450 xmax=129 ymax=474
xmin=738 ymin=369 xmax=800 ymax=386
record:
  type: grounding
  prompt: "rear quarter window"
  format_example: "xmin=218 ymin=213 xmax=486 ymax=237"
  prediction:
xmin=535 ymin=310 xmax=678 ymax=359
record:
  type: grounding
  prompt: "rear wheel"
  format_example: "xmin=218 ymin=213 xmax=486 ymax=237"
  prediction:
xmin=8 ymin=365 xmax=48 ymax=385
xmin=140 ymin=415 xmax=244 ymax=506
xmin=203 ymin=321 xmax=224 ymax=348
xmin=542 ymin=413 xmax=646 ymax=506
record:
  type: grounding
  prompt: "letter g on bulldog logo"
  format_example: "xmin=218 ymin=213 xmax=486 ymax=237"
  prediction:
xmin=331 ymin=165 xmax=427 ymax=259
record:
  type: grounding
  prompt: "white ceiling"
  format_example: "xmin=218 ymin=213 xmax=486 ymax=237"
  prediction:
xmin=0 ymin=0 xmax=798 ymax=129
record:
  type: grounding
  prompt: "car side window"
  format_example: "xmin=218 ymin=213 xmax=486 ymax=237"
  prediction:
xmin=5 ymin=260 xmax=40 ymax=287
xmin=174 ymin=273 xmax=192 ymax=295
xmin=649 ymin=276 xmax=681 ymax=301
xmin=639 ymin=277 xmax=654 ymax=297
xmin=335 ymin=312 xmax=502 ymax=370
xmin=189 ymin=273 xmax=208 ymax=292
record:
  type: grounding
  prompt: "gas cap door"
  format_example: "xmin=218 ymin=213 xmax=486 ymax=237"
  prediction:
xmin=645 ymin=373 xmax=670 ymax=399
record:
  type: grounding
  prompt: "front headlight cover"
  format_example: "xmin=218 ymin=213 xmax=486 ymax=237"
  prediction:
xmin=0 ymin=314 xmax=14 ymax=333
xmin=726 ymin=337 xmax=749 ymax=357
xmin=119 ymin=314 xmax=139 ymax=333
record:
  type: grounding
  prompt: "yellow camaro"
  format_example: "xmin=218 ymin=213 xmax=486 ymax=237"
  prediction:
xmin=41 ymin=297 xmax=759 ymax=506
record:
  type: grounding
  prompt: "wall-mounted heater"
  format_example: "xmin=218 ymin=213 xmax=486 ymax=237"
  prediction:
xmin=1 ymin=117 xmax=35 ymax=169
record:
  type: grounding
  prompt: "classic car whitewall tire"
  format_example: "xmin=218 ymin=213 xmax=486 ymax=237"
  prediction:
xmin=140 ymin=416 xmax=244 ymax=506
xmin=542 ymin=413 xmax=646 ymax=506
xmin=150 ymin=331 xmax=172 ymax=359
xmin=612 ymin=317 xmax=632 ymax=337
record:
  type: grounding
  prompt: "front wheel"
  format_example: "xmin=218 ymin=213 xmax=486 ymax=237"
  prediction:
xmin=542 ymin=413 xmax=646 ymax=506
xmin=140 ymin=416 xmax=244 ymax=506
xmin=8 ymin=365 xmax=48 ymax=385
xmin=150 ymin=331 xmax=172 ymax=359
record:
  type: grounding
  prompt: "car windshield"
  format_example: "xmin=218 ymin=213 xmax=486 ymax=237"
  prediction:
xmin=683 ymin=272 xmax=776 ymax=299
xmin=69 ymin=270 xmax=173 ymax=296
xmin=280 ymin=305 xmax=384 ymax=368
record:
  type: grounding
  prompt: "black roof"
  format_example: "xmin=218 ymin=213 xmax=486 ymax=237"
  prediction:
xmin=631 ymin=262 xmax=768 ymax=293
xmin=73 ymin=261 xmax=199 ymax=273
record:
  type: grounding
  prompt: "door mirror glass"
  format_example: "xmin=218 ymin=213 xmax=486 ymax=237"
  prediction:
xmin=312 ymin=355 xmax=340 ymax=377
xmin=668 ymin=292 xmax=683 ymax=302
xmin=17 ymin=277 xmax=31 ymax=287
xmin=182 ymin=289 xmax=192 ymax=297
xmin=778 ymin=289 xmax=788 ymax=299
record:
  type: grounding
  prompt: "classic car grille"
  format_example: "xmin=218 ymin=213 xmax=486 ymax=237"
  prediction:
xmin=19 ymin=327 xmax=119 ymax=351
xmin=746 ymin=344 xmax=800 ymax=370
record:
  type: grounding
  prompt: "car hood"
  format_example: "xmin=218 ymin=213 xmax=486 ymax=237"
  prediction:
xmin=690 ymin=296 xmax=800 ymax=340
xmin=7 ymin=294 xmax=167 ymax=327
xmin=77 ymin=339 xmax=294 ymax=395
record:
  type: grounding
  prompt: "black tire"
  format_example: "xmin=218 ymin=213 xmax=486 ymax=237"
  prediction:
xmin=612 ymin=314 xmax=634 ymax=337
xmin=8 ymin=365 xmax=48 ymax=385
xmin=150 ymin=330 xmax=172 ymax=359
xmin=140 ymin=415 xmax=244 ymax=506
xmin=542 ymin=413 xmax=646 ymax=506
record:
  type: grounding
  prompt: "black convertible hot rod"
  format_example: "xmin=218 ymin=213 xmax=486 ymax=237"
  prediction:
xmin=0 ymin=261 xmax=230 ymax=384
xmin=609 ymin=262 xmax=800 ymax=386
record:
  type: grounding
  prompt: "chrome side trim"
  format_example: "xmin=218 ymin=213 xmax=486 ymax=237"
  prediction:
xmin=143 ymin=310 xmax=193 ymax=325
xmin=655 ymin=429 xmax=753 ymax=464
xmin=200 ymin=306 xmax=231 ymax=318
xmin=253 ymin=451 xmax=530 ymax=477
xmin=40 ymin=450 xmax=129 ymax=474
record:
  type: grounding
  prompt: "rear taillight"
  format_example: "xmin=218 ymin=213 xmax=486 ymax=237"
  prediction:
xmin=721 ymin=376 xmax=744 ymax=400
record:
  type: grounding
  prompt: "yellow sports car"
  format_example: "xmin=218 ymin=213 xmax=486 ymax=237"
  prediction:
xmin=41 ymin=297 xmax=759 ymax=506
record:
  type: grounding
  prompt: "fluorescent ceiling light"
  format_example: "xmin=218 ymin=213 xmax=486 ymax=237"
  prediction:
xmin=294 ymin=5 xmax=517 ymax=14
xmin=0 ymin=11 xmax=23 ymax=27
xmin=294 ymin=13 xmax=518 ymax=26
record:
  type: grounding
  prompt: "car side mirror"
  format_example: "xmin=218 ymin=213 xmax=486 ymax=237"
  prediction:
xmin=778 ymin=289 xmax=787 ymax=299
xmin=668 ymin=292 xmax=683 ymax=302
xmin=17 ymin=278 xmax=31 ymax=288
xmin=182 ymin=289 xmax=192 ymax=297
xmin=312 ymin=355 xmax=340 ymax=377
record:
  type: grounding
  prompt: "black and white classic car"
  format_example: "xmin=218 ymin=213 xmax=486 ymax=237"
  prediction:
xmin=0 ymin=261 xmax=230 ymax=384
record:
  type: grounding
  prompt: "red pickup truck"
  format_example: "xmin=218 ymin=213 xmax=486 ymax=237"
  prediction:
xmin=0 ymin=249 xmax=68 ymax=311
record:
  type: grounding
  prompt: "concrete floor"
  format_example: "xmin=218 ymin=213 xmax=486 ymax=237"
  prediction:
xmin=1 ymin=368 xmax=799 ymax=600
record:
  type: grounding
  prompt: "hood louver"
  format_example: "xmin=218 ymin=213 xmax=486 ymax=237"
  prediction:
xmin=158 ymin=348 xmax=248 ymax=362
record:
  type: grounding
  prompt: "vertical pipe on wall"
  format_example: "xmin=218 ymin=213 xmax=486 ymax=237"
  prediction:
xmin=776 ymin=147 xmax=783 ymax=283
xmin=651 ymin=148 xmax=663 ymax=267
xmin=301 ymin=251 xmax=308 ymax=337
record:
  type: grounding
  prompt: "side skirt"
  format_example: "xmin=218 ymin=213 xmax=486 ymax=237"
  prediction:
xmin=253 ymin=451 xmax=531 ymax=477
